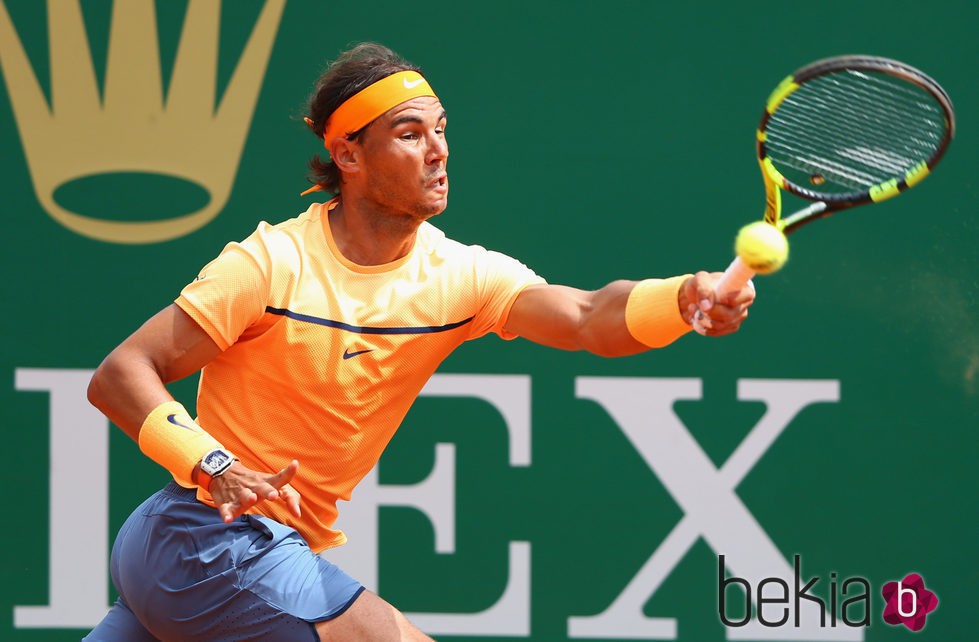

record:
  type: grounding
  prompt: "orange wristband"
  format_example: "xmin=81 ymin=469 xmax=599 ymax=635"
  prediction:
xmin=137 ymin=401 xmax=223 ymax=488
xmin=624 ymin=276 xmax=693 ymax=348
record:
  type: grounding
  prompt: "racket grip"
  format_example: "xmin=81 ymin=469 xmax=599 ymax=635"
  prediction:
xmin=691 ymin=257 xmax=755 ymax=335
xmin=714 ymin=256 xmax=756 ymax=298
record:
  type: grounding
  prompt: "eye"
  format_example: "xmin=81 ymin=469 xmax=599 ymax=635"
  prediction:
xmin=400 ymin=132 xmax=419 ymax=141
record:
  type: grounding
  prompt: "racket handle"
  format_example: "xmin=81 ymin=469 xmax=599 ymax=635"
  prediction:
xmin=691 ymin=256 xmax=755 ymax=335
xmin=714 ymin=256 xmax=756 ymax=298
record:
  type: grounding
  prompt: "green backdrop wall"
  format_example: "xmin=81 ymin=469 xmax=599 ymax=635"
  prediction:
xmin=1 ymin=1 xmax=976 ymax=640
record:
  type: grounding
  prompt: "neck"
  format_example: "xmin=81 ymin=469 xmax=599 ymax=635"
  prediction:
xmin=328 ymin=198 xmax=423 ymax=266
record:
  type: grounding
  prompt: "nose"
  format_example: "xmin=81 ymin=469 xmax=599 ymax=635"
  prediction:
xmin=427 ymin=132 xmax=448 ymax=165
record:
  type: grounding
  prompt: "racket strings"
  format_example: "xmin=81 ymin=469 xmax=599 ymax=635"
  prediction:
xmin=785 ymin=89 xmax=942 ymax=159
xmin=788 ymin=72 xmax=945 ymax=150
xmin=771 ymin=98 xmax=939 ymax=181
xmin=784 ymin=78 xmax=943 ymax=154
xmin=768 ymin=87 xmax=944 ymax=187
xmin=765 ymin=70 xmax=948 ymax=193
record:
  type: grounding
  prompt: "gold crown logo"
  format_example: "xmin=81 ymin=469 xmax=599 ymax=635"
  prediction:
xmin=0 ymin=0 xmax=285 ymax=243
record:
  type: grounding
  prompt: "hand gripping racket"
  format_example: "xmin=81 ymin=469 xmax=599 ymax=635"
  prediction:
xmin=694 ymin=55 xmax=955 ymax=333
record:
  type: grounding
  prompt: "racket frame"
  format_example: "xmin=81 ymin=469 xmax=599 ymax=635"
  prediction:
xmin=693 ymin=55 xmax=956 ymax=334
xmin=759 ymin=55 xmax=955 ymax=235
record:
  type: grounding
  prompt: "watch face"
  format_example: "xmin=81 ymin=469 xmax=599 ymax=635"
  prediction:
xmin=203 ymin=449 xmax=232 ymax=472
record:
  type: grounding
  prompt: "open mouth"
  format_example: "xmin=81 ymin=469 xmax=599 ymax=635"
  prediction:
xmin=429 ymin=173 xmax=448 ymax=192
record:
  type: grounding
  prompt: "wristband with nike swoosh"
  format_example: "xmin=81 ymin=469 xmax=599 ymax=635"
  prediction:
xmin=625 ymin=276 xmax=694 ymax=348
xmin=138 ymin=400 xmax=225 ymax=488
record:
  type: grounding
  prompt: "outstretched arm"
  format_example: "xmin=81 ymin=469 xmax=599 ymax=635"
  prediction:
xmin=504 ymin=272 xmax=754 ymax=356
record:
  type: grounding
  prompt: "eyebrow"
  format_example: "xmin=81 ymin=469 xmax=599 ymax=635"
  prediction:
xmin=388 ymin=109 xmax=447 ymax=129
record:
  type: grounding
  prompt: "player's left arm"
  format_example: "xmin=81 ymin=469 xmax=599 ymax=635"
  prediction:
xmin=504 ymin=273 xmax=753 ymax=356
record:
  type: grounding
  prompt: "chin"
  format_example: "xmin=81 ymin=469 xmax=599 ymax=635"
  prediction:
xmin=423 ymin=197 xmax=448 ymax=218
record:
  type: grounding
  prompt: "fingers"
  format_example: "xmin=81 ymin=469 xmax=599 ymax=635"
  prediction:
xmin=218 ymin=484 xmax=301 ymax=522
xmin=704 ymin=291 xmax=751 ymax=337
xmin=688 ymin=270 xmax=757 ymax=311
xmin=270 ymin=461 xmax=302 ymax=518
xmin=690 ymin=271 xmax=716 ymax=313
xmin=681 ymin=272 xmax=718 ymax=328
xmin=210 ymin=460 xmax=302 ymax=522
xmin=686 ymin=271 xmax=756 ymax=336
xmin=703 ymin=298 xmax=750 ymax=336
xmin=259 ymin=460 xmax=299 ymax=502
xmin=218 ymin=489 xmax=258 ymax=523
xmin=268 ymin=459 xmax=300 ymax=488
xmin=718 ymin=280 xmax=756 ymax=307
xmin=277 ymin=483 xmax=303 ymax=518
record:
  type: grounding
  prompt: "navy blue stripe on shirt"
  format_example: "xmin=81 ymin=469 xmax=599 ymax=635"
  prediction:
xmin=265 ymin=306 xmax=474 ymax=335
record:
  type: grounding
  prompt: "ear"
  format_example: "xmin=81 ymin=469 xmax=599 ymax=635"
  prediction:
xmin=329 ymin=137 xmax=361 ymax=174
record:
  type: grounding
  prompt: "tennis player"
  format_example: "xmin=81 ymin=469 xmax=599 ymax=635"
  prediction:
xmin=83 ymin=42 xmax=755 ymax=641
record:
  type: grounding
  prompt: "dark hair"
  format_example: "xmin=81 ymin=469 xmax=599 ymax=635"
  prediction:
xmin=305 ymin=43 xmax=420 ymax=195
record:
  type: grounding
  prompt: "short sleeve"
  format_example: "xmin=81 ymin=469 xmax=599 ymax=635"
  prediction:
xmin=175 ymin=237 xmax=271 ymax=350
xmin=468 ymin=248 xmax=546 ymax=341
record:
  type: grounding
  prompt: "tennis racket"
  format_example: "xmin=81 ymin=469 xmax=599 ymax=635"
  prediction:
xmin=694 ymin=55 xmax=955 ymax=333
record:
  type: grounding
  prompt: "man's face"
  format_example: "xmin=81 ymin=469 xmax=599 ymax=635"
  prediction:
xmin=356 ymin=96 xmax=449 ymax=221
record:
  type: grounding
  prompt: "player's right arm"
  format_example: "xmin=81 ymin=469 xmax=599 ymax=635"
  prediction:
xmin=88 ymin=304 xmax=222 ymax=440
xmin=87 ymin=304 xmax=300 ymax=522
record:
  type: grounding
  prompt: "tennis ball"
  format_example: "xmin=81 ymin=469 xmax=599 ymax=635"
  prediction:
xmin=735 ymin=221 xmax=788 ymax=274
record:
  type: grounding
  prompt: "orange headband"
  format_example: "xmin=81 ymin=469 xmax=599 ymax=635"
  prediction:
xmin=323 ymin=70 xmax=437 ymax=147
xmin=300 ymin=71 xmax=438 ymax=196
xmin=300 ymin=70 xmax=438 ymax=196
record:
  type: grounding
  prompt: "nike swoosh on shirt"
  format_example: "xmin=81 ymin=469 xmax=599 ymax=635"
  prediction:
xmin=343 ymin=348 xmax=375 ymax=360
xmin=403 ymin=77 xmax=425 ymax=89
xmin=167 ymin=413 xmax=197 ymax=431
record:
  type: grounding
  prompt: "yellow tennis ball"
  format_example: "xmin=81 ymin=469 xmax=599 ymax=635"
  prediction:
xmin=735 ymin=221 xmax=788 ymax=274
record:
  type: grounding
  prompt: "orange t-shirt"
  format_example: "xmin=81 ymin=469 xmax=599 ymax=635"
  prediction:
xmin=175 ymin=201 xmax=544 ymax=552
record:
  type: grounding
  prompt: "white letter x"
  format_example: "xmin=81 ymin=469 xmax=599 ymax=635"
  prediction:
xmin=568 ymin=377 xmax=859 ymax=641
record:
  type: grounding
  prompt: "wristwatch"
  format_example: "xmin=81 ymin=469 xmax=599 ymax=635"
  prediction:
xmin=199 ymin=448 xmax=236 ymax=486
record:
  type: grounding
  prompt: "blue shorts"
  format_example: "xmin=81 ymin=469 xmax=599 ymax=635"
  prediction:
xmin=84 ymin=482 xmax=364 ymax=642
